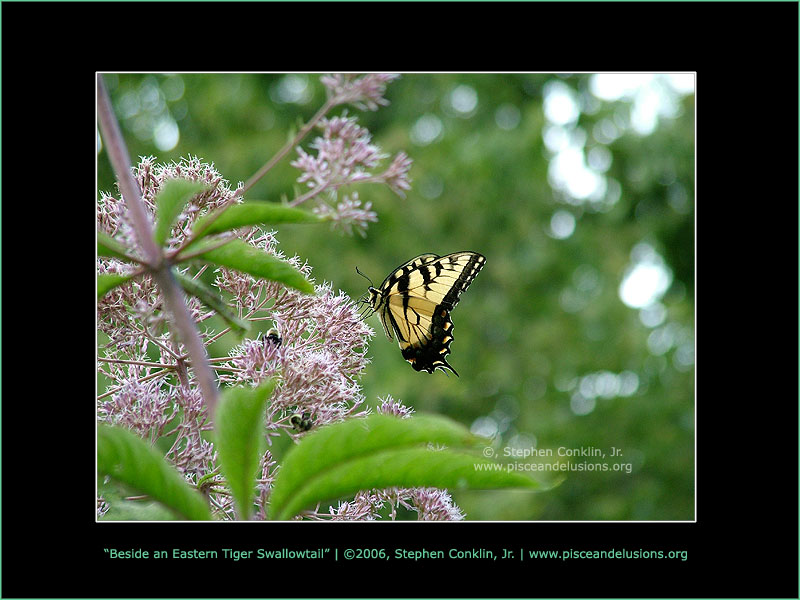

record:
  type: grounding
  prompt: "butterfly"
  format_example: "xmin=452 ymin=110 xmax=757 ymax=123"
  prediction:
xmin=360 ymin=252 xmax=485 ymax=375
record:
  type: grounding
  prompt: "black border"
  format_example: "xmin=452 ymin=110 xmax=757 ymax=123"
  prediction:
xmin=3 ymin=2 xmax=797 ymax=598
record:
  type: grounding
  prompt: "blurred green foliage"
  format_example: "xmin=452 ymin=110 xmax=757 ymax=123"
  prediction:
xmin=98 ymin=73 xmax=694 ymax=521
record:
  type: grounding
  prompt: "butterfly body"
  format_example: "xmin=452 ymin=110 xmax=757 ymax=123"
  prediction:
xmin=365 ymin=251 xmax=485 ymax=375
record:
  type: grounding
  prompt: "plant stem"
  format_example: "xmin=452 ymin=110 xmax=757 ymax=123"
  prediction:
xmin=240 ymin=97 xmax=336 ymax=197
xmin=288 ymin=180 xmax=330 ymax=208
xmin=97 ymin=74 xmax=220 ymax=418
xmin=97 ymin=80 xmax=162 ymax=269
xmin=98 ymin=358 xmax=170 ymax=368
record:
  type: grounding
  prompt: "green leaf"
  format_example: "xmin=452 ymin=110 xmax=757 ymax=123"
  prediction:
xmin=97 ymin=425 xmax=212 ymax=521
xmin=101 ymin=499 xmax=180 ymax=521
xmin=97 ymin=231 xmax=136 ymax=261
xmin=268 ymin=413 xmax=540 ymax=520
xmin=153 ymin=179 xmax=206 ymax=246
xmin=194 ymin=239 xmax=314 ymax=294
xmin=214 ymin=379 xmax=276 ymax=520
xmin=191 ymin=202 xmax=322 ymax=243
xmin=98 ymin=272 xmax=133 ymax=299
xmin=97 ymin=480 xmax=180 ymax=521
xmin=173 ymin=270 xmax=250 ymax=335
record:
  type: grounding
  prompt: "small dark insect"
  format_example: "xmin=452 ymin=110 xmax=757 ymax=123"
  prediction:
xmin=265 ymin=328 xmax=282 ymax=347
xmin=290 ymin=411 xmax=313 ymax=432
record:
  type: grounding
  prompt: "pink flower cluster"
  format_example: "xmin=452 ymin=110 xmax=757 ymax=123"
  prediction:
xmin=219 ymin=277 xmax=374 ymax=422
xmin=321 ymin=73 xmax=400 ymax=111
xmin=98 ymin=155 xmax=379 ymax=518
xmin=293 ymin=115 xmax=386 ymax=190
xmin=98 ymin=155 xmax=240 ymax=256
xmin=291 ymin=113 xmax=412 ymax=235
xmin=98 ymin=158 xmax=237 ymax=492
xmin=288 ymin=73 xmax=412 ymax=237
xmin=312 ymin=192 xmax=377 ymax=237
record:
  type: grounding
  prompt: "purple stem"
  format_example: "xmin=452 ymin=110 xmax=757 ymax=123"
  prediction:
xmin=97 ymin=75 xmax=219 ymax=417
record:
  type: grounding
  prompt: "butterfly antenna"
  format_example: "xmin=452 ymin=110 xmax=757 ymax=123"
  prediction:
xmin=355 ymin=266 xmax=374 ymax=288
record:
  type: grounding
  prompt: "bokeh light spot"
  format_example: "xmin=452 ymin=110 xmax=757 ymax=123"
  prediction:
xmin=161 ymin=75 xmax=185 ymax=101
xmin=639 ymin=302 xmax=667 ymax=328
xmin=549 ymin=210 xmax=576 ymax=239
xmin=271 ymin=74 xmax=312 ymax=105
xmin=471 ymin=416 xmax=500 ymax=439
xmin=587 ymin=145 xmax=612 ymax=172
xmin=619 ymin=244 xmax=673 ymax=308
xmin=543 ymin=80 xmax=580 ymax=126
xmin=495 ymin=103 xmax=521 ymax=130
xmin=153 ymin=117 xmax=179 ymax=151
xmin=449 ymin=84 xmax=478 ymax=116
xmin=410 ymin=113 xmax=444 ymax=146
xmin=590 ymin=74 xmax=654 ymax=101
xmin=570 ymin=392 xmax=596 ymax=416
xmin=419 ymin=174 xmax=444 ymax=199
xmin=618 ymin=371 xmax=640 ymax=396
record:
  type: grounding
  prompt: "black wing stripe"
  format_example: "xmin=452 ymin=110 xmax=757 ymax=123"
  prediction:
xmin=386 ymin=304 xmax=408 ymax=342
xmin=420 ymin=264 xmax=433 ymax=290
xmin=441 ymin=253 xmax=484 ymax=308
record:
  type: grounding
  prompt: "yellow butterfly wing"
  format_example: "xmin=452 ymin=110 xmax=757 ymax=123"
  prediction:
xmin=369 ymin=252 xmax=485 ymax=375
